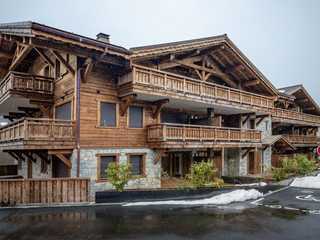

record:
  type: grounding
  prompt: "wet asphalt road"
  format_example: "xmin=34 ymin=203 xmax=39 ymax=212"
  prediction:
xmin=0 ymin=187 xmax=319 ymax=240
xmin=260 ymin=187 xmax=320 ymax=212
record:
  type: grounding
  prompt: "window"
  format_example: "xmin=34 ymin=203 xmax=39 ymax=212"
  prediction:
xmin=55 ymin=102 xmax=71 ymax=120
xmin=98 ymin=155 xmax=117 ymax=180
xmin=55 ymin=59 xmax=61 ymax=78
xmin=44 ymin=65 xmax=50 ymax=77
xmin=129 ymin=106 xmax=143 ymax=128
xmin=129 ymin=154 xmax=144 ymax=176
xmin=100 ymin=102 xmax=117 ymax=127
xmin=265 ymin=121 xmax=269 ymax=131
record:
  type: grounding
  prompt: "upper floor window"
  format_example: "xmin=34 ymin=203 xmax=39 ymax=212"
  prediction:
xmin=128 ymin=106 xmax=143 ymax=128
xmin=55 ymin=59 xmax=61 ymax=78
xmin=55 ymin=102 xmax=71 ymax=120
xmin=44 ymin=65 xmax=50 ymax=77
xmin=100 ymin=102 xmax=117 ymax=127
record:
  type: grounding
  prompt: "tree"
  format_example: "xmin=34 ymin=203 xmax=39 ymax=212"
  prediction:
xmin=106 ymin=162 xmax=131 ymax=192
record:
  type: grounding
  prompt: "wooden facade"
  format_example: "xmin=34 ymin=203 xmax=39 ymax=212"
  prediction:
xmin=0 ymin=21 xmax=319 ymax=188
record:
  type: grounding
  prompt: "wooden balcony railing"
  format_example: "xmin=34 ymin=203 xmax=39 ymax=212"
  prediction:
xmin=147 ymin=123 xmax=261 ymax=144
xmin=271 ymin=108 xmax=320 ymax=125
xmin=283 ymin=134 xmax=320 ymax=145
xmin=0 ymin=71 xmax=53 ymax=102
xmin=0 ymin=118 xmax=75 ymax=147
xmin=119 ymin=64 xmax=274 ymax=108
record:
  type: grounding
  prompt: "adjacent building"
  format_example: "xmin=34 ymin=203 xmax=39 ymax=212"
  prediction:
xmin=0 ymin=22 xmax=319 ymax=193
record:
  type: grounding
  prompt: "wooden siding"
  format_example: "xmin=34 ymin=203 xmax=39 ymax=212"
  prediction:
xmin=0 ymin=178 xmax=90 ymax=205
xmin=79 ymin=70 xmax=157 ymax=148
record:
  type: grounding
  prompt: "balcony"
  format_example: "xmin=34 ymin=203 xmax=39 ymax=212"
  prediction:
xmin=119 ymin=65 xmax=320 ymax=126
xmin=0 ymin=72 xmax=53 ymax=114
xmin=271 ymin=108 xmax=320 ymax=126
xmin=147 ymin=123 xmax=261 ymax=148
xmin=283 ymin=134 xmax=320 ymax=147
xmin=0 ymin=118 xmax=75 ymax=150
xmin=119 ymin=64 xmax=274 ymax=113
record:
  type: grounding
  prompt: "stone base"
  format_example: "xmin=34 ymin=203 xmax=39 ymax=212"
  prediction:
xmin=70 ymin=148 xmax=161 ymax=199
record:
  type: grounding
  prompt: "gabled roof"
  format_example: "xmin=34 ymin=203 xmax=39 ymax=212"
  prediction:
xmin=278 ymin=84 xmax=320 ymax=115
xmin=0 ymin=21 xmax=130 ymax=56
xmin=130 ymin=35 xmax=279 ymax=96
xmin=262 ymin=135 xmax=295 ymax=150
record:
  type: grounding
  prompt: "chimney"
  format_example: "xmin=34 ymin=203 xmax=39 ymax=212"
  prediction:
xmin=96 ymin=33 xmax=110 ymax=43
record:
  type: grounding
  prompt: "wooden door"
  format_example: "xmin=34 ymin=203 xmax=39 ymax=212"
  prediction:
xmin=248 ymin=152 xmax=255 ymax=174
xmin=27 ymin=160 xmax=32 ymax=178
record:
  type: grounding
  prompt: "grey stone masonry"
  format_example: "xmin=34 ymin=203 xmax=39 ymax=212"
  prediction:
xmin=70 ymin=148 xmax=161 ymax=198
xmin=18 ymin=155 xmax=52 ymax=178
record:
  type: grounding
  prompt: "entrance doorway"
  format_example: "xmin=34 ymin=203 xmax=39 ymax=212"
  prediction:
xmin=248 ymin=151 xmax=255 ymax=174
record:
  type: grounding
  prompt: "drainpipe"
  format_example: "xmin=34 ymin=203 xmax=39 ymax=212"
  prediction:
xmin=76 ymin=66 xmax=82 ymax=177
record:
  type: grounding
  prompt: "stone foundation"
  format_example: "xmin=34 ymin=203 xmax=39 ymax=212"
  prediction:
xmin=70 ymin=148 xmax=161 ymax=198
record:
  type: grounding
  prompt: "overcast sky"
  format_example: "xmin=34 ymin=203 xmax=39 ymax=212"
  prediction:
xmin=1 ymin=0 xmax=319 ymax=102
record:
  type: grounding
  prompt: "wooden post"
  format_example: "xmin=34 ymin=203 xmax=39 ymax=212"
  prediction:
xmin=221 ymin=148 xmax=225 ymax=176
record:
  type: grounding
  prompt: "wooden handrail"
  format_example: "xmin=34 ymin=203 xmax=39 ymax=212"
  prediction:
xmin=0 ymin=71 xmax=54 ymax=99
xmin=0 ymin=118 xmax=75 ymax=143
xmin=119 ymin=64 xmax=320 ymax=125
xmin=283 ymin=134 xmax=320 ymax=144
xmin=147 ymin=123 xmax=261 ymax=143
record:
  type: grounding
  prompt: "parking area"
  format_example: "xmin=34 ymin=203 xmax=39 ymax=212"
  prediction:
xmin=257 ymin=187 xmax=320 ymax=212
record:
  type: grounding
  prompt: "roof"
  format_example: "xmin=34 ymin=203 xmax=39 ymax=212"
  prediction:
xmin=0 ymin=21 xmax=130 ymax=56
xmin=262 ymin=135 xmax=295 ymax=150
xmin=278 ymin=84 xmax=320 ymax=115
xmin=130 ymin=35 xmax=279 ymax=96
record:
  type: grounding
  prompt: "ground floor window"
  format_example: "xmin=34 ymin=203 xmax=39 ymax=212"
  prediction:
xmin=97 ymin=155 xmax=117 ymax=180
xmin=128 ymin=154 xmax=145 ymax=176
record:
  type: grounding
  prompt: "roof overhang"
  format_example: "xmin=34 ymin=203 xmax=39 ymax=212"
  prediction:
xmin=262 ymin=135 xmax=296 ymax=151
xmin=130 ymin=35 xmax=279 ymax=97
xmin=278 ymin=85 xmax=320 ymax=115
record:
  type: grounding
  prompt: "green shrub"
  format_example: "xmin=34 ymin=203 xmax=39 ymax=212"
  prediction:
xmin=186 ymin=161 xmax=217 ymax=188
xmin=295 ymin=154 xmax=317 ymax=175
xmin=106 ymin=162 xmax=131 ymax=192
xmin=271 ymin=167 xmax=287 ymax=181
xmin=271 ymin=154 xmax=317 ymax=181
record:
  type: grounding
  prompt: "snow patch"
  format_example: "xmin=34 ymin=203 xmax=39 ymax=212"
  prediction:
xmin=291 ymin=174 xmax=320 ymax=189
xmin=123 ymin=189 xmax=263 ymax=207
xmin=236 ymin=182 xmax=267 ymax=187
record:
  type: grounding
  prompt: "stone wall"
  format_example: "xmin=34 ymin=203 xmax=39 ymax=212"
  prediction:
xmin=223 ymin=148 xmax=240 ymax=176
xmin=239 ymin=149 xmax=248 ymax=176
xmin=256 ymin=116 xmax=272 ymax=139
xmin=70 ymin=148 xmax=161 ymax=198
xmin=262 ymin=146 xmax=272 ymax=172
xmin=18 ymin=156 xmax=52 ymax=178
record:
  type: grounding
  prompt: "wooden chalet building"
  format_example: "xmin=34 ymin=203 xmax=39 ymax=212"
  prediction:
xmin=0 ymin=21 xmax=319 ymax=193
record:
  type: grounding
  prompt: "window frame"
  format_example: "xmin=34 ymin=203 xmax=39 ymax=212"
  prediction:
xmin=96 ymin=153 xmax=119 ymax=182
xmin=97 ymin=100 xmax=119 ymax=128
xmin=127 ymin=105 xmax=145 ymax=129
xmin=127 ymin=153 xmax=146 ymax=177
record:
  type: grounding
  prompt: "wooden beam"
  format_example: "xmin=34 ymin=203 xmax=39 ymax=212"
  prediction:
xmin=119 ymin=94 xmax=136 ymax=116
xmin=34 ymin=47 xmax=54 ymax=68
xmin=23 ymin=152 xmax=37 ymax=163
xmin=0 ymin=51 xmax=13 ymax=59
xmin=9 ymin=44 xmax=32 ymax=71
xmin=174 ymin=59 xmax=238 ymax=87
xmin=241 ymin=148 xmax=253 ymax=158
xmin=152 ymin=99 xmax=169 ymax=119
xmin=256 ymin=114 xmax=270 ymax=126
xmin=54 ymin=153 xmax=72 ymax=169
xmin=51 ymin=50 xmax=75 ymax=75
xmin=48 ymin=149 xmax=73 ymax=155
xmin=81 ymin=58 xmax=94 ymax=83
xmin=244 ymin=79 xmax=260 ymax=87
